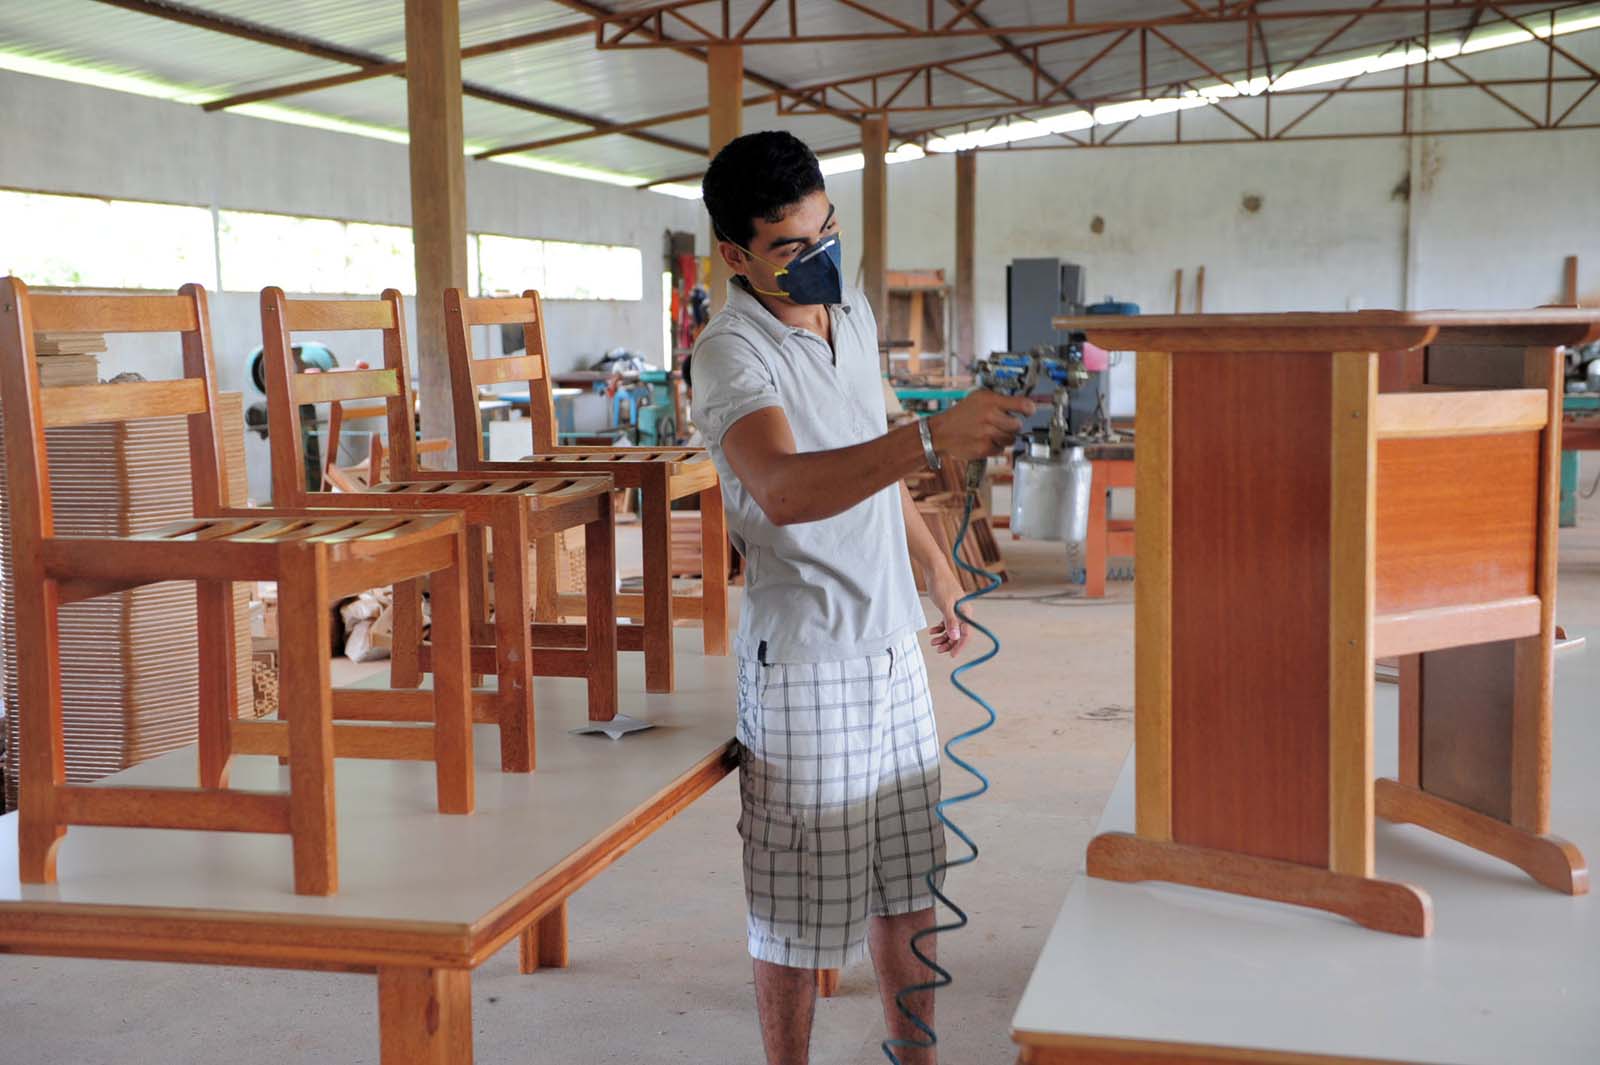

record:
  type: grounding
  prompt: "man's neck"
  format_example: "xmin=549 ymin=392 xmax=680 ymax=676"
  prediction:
xmin=747 ymin=282 xmax=830 ymax=339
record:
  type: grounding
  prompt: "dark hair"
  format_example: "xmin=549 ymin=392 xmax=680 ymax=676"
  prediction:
xmin=701 ymin=131 xmax=825 ymax=249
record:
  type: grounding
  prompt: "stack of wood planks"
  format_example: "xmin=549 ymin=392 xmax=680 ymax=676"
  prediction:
xmin=1 ymin=392 xmax=252 ymax=808
xmin=906 ymin=456 xmax=1008 ymax=594
xmin=32 ymin=331 xmax=103 ymax=387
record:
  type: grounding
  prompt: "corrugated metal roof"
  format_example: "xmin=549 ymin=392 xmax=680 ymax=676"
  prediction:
xmin=0 ymin=0 xmax=1581 ymax=185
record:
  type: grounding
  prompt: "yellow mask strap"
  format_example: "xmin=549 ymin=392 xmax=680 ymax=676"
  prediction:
xmin=732 ymin=241 xmax=789 ymax=298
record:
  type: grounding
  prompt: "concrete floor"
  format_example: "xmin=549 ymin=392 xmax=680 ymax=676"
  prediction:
xmin=4 ymin=489 xmax=1598 ymax=1064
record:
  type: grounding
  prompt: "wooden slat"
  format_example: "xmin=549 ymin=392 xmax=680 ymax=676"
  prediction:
xmin=40 ymin=379 xmax=209 ymax=428
xmin=1374 ymin=388 xmax=1548 ymax=439
xmin=58 ymin=785 xmax=291 ymax=834
xmin=282 ymin=299 xmax=396 ymax=332
xmin=1373 ymin=596 xmax=1541 ymax=658
xmin=469 ymin=354 xmax=543 ymax=386
xmin=460 ymin=296 xmax=537 ymax=326
xmin=1170 ymin=350 xmax=1331 ymax=867
xmin=31 ymin=293 xmax=197 ymax=334
xmin=292 ymin=369 xmax=401 ymax=405
xmin=231 ymin=719 xmax=438 ymax=761
xmin=1375 ymin=433 xmax=1539 ymax=614
xmin=1134 ymin=352 xmax=1173 ymax=841
xmin=1328 ymin=352 xmax=1376 ymax=878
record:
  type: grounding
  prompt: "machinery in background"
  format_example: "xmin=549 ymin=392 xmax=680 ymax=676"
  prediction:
xmin=246 ymin=340 xmax=340 ymax=496
xmin=975 ymin=330 xmax=1132 ymax=552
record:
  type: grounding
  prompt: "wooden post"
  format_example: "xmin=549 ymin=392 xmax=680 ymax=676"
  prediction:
xmin=706 ymin=44 xmax=743 ymax=314
xmin=861 ymin=115 xmax=890 ymax=367
xmin=954 ymin=151 xmax=976 ymax=366
xmin=405 ymin=0 xmax=469 ymax=461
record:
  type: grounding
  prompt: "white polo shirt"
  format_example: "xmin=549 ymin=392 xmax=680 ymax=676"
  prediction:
xmin=691 ymin=280 xmax=926 ymax=664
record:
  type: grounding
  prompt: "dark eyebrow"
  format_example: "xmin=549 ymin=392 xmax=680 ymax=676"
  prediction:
xmin=766 ymin=204 xmax=837 ymax=250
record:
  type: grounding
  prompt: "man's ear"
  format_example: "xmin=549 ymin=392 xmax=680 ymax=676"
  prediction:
xmin=716 ymin=239 xmax=746 ymax=275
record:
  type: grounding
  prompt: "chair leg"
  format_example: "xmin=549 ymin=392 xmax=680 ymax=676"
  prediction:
xmin=584 ymin=493 xmax=619 ymax=722
xmin=278 ymin=553 xmax=338 ymax=896
xmin=640 ymin=467 xmax=675 ymax=693
xmin=465 ymin=526 xmax=492 ymax=687
xmin=533 ymin=534 xmax=559 ymax=623
xmin=390 ymin=578 xmax=424 ymax=689
xmin=493 ymin=506 xmax=537 ymax=773
xmin=428 ymin=530 xmax=475 ymax=815
xmin=196 ymin=578 xmax=237 ymax=789
xmin=698 ymin=485 xmax=730 ymax=657
xmin=17 ymin=582 xmax=67 ymax=884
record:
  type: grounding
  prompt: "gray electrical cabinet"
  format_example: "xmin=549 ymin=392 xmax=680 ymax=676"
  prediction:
xmin=1006 ymin=258 xmax=1085 ymax=351
xmin=1006 ymin=258 xmax=1104 ymax=436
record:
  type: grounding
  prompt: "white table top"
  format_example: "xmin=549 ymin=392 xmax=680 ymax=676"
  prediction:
xmin=0 ymin=627 xmax=736 ymax=946
xmin=1011 ymin=638 xmax=1600 ymax=1064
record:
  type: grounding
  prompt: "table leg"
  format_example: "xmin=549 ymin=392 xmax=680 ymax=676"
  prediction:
xmin=377 ymin=966 xmax=473 ymax=1065
xmin=519 ymin=901 xmax=570 ymax=974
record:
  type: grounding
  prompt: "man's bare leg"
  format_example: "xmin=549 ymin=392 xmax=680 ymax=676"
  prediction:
xmin=869 ymin=908 xmax=938 ymax=1065
xmin=754 ymin=958 xmax=817 ymax=1065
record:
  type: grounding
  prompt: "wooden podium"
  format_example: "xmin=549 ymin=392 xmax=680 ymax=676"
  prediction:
xmin=1061 ymin=311 xmax=1598 ymax=937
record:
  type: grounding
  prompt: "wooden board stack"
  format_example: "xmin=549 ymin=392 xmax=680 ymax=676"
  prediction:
xmin=1 ymin=392 xmax=252 ymax=809
xmin=32 ymin=331 xmax=104 ymax=388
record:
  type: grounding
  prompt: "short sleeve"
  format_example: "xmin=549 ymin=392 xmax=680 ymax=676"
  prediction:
xmin=690 ymin=330 xmax=784 ymax=446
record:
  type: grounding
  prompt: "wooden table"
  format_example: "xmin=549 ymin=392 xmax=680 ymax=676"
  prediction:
xmin=0 ymin=629 xmax=737 ymax=1064
xmin=1011 ymin=636 xmax=1599 ymax=1064
xmin=1056 ymin=310 xmax=1598 ymax=937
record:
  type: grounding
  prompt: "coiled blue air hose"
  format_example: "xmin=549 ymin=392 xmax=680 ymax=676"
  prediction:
xmin=883 ymin=491 xmax=1002 ymax=1064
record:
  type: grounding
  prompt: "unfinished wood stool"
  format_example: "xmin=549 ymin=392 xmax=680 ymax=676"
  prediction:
xmin=443 ymin=288 xmax=728 ymax=693
xmin=259 ymin=287 xmax=617 ymax=773
xmin=0 ymin=278 xmax=475 ymax=897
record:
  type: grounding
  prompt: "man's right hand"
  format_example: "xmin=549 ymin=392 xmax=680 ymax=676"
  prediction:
xmin=929 ymin=391 xmax=1036 ymax=461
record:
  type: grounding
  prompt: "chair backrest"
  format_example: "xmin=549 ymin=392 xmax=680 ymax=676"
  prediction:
xmin=0 ymin=277 xmax=230 ymax=555
xmin=258 ymin=288 xmax=417 ymax=504
xmin=443 ymin=289 xmax=557 ymax=464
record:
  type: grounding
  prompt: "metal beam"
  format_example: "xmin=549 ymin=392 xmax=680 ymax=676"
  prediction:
xmin=92 ymin=0 xmax=710 ymax=158
xmin=592 ymin=0 xmax=1567 ymax=47
xmin=549 ymin=0 xmax=879 ymax=133
xmin=202 ymin=20 xmax=601 ymax=111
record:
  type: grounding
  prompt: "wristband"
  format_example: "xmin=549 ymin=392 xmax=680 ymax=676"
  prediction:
xmin=918 ymin=416 xmax=942 ymax=471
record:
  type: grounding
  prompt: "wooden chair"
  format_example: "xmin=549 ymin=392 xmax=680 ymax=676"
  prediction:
xmin=443 ymin=289 xmax=728 ymax=693
xmin=0 ymin=278 xmax=475 ymax=897
xmin=259 ymin=287 xmax=617 ymax=773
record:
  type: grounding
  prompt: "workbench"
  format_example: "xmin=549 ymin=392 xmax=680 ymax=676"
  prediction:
xmin=1010 ymin=637 xmax=1599 ymax=1064
xmin=0 ymin=629 xmax=737 ymax=1064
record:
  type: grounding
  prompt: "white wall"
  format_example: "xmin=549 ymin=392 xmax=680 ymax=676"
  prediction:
xmin=0 ymin=67 xmax=702 ymax=497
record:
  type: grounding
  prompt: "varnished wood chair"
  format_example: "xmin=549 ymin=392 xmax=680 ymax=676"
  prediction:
xmin=0 ymin=278 xmax=475 ymax=897
xmin=443 ymin=289 xmax=728 ymax=693
xmin=259 ymin=287 xmax=617 ymax=773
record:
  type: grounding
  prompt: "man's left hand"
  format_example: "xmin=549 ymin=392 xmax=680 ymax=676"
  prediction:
xmin=928 ymin=570 xmax=970 ymax=657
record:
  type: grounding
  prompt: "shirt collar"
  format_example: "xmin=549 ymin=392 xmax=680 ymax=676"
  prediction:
xmin=724 ymin=277 xmax=851 ymax=347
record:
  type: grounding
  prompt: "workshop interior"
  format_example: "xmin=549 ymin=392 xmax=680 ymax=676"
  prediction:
xmin=1 ymin=3 xmax=1599 ymax=1064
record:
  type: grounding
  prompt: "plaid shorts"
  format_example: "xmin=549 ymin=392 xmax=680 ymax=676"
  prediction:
xmin=735 ymin=632 xmax=946 ymax=969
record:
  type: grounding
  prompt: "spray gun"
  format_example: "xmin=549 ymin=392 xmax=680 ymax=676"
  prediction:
xmin=967 ymin=346 xmax=1091 ymax=493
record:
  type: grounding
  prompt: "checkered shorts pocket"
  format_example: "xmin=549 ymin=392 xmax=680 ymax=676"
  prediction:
xmin=737 ymin=802 xmax=810 ymax=942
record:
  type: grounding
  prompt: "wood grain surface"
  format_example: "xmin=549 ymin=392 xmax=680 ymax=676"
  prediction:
xmin=1170 ymin=351 xmax=1331 ymax=867
xmin=1375 ymin=433 xmax=1539 ymax=615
